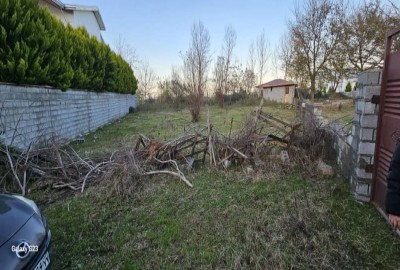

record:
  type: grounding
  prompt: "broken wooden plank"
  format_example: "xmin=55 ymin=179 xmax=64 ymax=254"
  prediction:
xmin=259 ymin=111 xmax=291 ymax=128
xmin=258 ymin=115 xmax=288 ymax=134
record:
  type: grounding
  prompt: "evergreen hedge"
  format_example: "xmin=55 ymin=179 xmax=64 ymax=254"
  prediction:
xmin=345 ymin=82 xmax=352 ymax=92
xmin=0 ymin=0 xmax=137 ymax=94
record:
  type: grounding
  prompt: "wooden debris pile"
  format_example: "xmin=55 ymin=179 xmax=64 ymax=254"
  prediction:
xmin=134 ymin=129 xmax=209 ymax=169
xmin=1 ymin=102 xmax=303 ymax=195
xmin=206 ymin=101 xmax=303 ymax=168
xmin=133 ymin=103 xmax=303 ymax=172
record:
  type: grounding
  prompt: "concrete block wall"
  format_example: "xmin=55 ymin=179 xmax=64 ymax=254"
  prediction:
xmin=298 ymin=99 xmax=354 ymax=179
xmin=0 ymin=83 xmax=138 ymax=150
xmin=350 ymin=70 xmax=381 ymax=202
xmin=297 ymin=69 xmax=382 ymax=202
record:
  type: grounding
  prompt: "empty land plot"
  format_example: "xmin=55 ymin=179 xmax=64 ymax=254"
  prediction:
xmin=31 ymin=102 xmax=400 ymax=269
xmin=70 ymin=102 xmax=296 ymax=158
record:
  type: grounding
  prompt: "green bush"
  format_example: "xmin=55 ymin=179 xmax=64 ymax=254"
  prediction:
xmin=0 ymin=0 xmax=137 ymax=94
xmin=225 ymin=90 xmax=261 ymax=106
xmin=226 ymin=91 xmax=247 ymax=104
xmin=345 ymin=82 xmax=352 ymax=92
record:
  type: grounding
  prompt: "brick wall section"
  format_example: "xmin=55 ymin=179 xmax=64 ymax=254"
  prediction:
xmin=297 ymin=69 xmax=381 ymax=202
xmin=0 ymin=83 xmax=138 ymax=150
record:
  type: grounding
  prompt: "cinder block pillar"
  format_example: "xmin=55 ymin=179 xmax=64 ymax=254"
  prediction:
xmin=351 ymin=70 xmax=381 ymax=202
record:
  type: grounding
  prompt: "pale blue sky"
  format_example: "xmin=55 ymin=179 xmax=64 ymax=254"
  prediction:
xmin=71 ymin=0 xmax=296 ymax=79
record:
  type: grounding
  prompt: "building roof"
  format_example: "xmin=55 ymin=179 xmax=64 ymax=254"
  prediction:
xmin=256 ymin=79 xmax=296 ymax=89
xmin=44 ymin=0 xmax=105 ymax=30
xmin=64 ymin=4 xmax=105 ymax=30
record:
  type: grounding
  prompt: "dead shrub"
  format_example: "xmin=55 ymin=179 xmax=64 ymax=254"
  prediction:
xmin=99 ymin=164 xmax=142 ymax=196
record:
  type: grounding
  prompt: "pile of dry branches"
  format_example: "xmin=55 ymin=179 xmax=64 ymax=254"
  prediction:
xmin=1 ymin=101 xmax=330 ymax=196
xmin=1 ymin=135 xmax=197 ymax=195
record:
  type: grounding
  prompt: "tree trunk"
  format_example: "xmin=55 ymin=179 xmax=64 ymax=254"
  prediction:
xmin=310 ymin=76 xmax=315 ymax=104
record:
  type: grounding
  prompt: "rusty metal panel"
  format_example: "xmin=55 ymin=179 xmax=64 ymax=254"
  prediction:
xmin=372 ymin=27 xmax=400 ymax=211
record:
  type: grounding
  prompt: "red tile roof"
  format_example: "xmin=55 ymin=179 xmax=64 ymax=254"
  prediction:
xmin=256 ymin=79 xmax=296 ymax=89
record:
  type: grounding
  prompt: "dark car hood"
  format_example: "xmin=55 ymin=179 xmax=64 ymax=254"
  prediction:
xmin=0 ymin=195 xmax=34 ymax=247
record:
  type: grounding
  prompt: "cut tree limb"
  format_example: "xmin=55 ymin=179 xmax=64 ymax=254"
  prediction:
xmin=143 ymin=170 xmax=193 ymax=187
xmin=230 ymin=147 xmax=248 ymax=159
xmin=81 ymin=161 xmax=113 ymax=193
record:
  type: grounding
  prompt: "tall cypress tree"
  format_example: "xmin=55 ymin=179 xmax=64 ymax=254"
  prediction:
xmin=0 ymin=0 xmax=136 ymax=93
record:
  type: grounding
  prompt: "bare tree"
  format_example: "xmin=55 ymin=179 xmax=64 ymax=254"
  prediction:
xmin=343 ymin=0 xmax=400 ymax=72
xmin=245 ymin=42 xmax=257 ymax=90
xmin=247 ymin=42 xmax=256 ymax=75
xmin=241 ymin=68 xmax=256 ymax=93
xmin=255 ymin=30 xmax=270 ymax=85
xmin=221 ymin=26 xmax=237 ymax=95
xmin=278 ymin=33 xmax=294 ymax=81
xmin=271 ymin=45 xmax=280 ymax=79
xmin=170 ymin=67 xmax=188 ymax=102
xmin=114 ymin=35 xmax=139 ymax=69
xmin=278 ymin=32 xmax=309 ymax=89
xmin=322 ymin=41 xmax=350 ymax=92
xmin=137 ymin=59 xmax=157 ymax=101
xmin=183 ymin=21 xmax=211 ymax=122
xmin=216 ymin=59 xmax=255 ymax=95
xmin=289 ymin=50 xmax=310 ymax=90
xmin=213 ymin=56 xmax=225 ymax=107
xmin=158 ymin=67 xmax=188 ymax=104
xmin=213 ymin=26 xmax=237 ymax=107
xmin=388 ymin=0 xmax=400 ymax=18
xmin=289 ymin=0 xmax=343 ymax=103
xmin=226 ymin=61 xmax=243 ymax=94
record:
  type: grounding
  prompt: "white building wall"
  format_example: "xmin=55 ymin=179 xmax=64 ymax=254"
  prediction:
xmin=39 ymin=0 xmax=73 ymax=24
xmin=72 ymin=11 xmax=102 ymax=41
xmin=261 ymin=85 xmax=295 ymax=104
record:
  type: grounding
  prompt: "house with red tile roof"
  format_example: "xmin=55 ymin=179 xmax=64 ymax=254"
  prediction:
xmin=256 ymin=79 xmax=296 ymax=104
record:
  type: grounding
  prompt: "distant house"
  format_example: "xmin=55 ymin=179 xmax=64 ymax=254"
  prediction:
xmin=38 ymin=0 xmax=106 ymax=42
xmin=256 ymin=79 xmax=296 ymax=104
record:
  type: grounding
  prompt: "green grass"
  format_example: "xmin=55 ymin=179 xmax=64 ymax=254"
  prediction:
xmin=320 ymin=102 xmax=355 ymax=124
xmin=40 ymin=171 xmax=400 ymax=269
xmin=29 ymin=102 xmax=400 ymax=269
xmin=70 ymin=102 xmax=296 ymax=158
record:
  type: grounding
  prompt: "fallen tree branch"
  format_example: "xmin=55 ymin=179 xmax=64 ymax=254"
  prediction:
xmin=230 ymin=147 xmax=248 ymax=159
xmin=142 ymin=170 xmax=193 ymax=188
xmin=81 ymin=161 xmax=113 ymax=193
xmin=53 ymin=182 xmax=80 ymax=190
xmin=152 ymin=157 xmax=192 ymax=186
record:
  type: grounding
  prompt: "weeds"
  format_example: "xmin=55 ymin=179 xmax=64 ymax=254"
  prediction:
xmin=40 ymin=171 xmax=400 ymax=269
xmin=5 ymin=102 xmax=399 ymax=269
